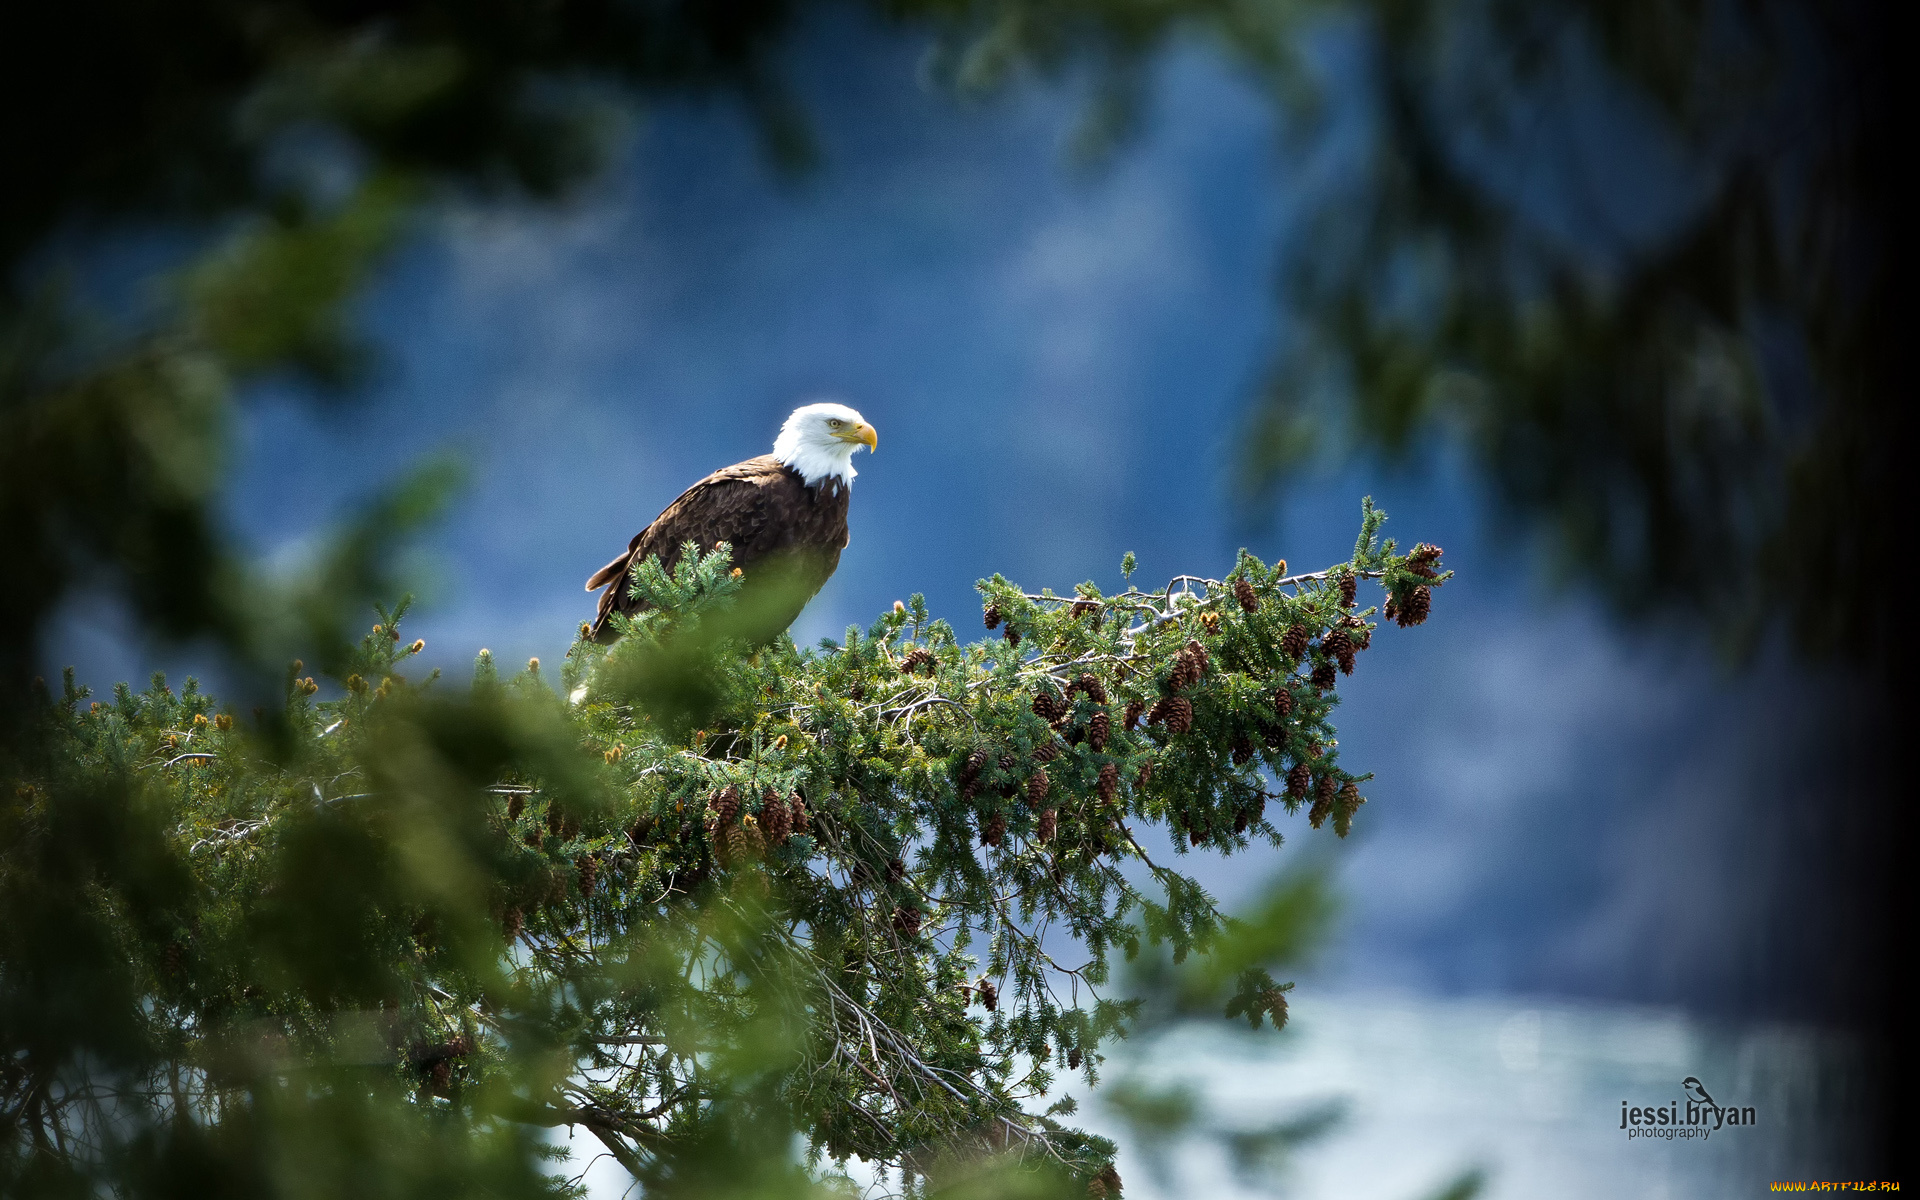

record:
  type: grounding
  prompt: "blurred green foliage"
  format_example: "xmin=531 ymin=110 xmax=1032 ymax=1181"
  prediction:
xmin=3 ymin=511 xmax=1448 ymax=1194
xmin=3 ymin=0 xmax=1887 ymax=1191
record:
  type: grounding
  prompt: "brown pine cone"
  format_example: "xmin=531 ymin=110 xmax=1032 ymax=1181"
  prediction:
xmin=546 ymin=803 xmax=562 ymax=836
xmin=1308 ymin=791 xmax=1333 ymax=829
xmin=1233 ymin=809 xmax=1249 ymax=835
xmin=892 ymin=906 xmax=922 ymax=937
xmin=524 ymin=827 xmax=543 ymax=849
xmin=1286 ymin=761 xmax=1311 ymax=798
xmin=1281 ymin=623 xmax=1311 ymax=660
xmin=502 ymin=907 xmax=523 ymax=941
xmin=984 ymin=602 xmax=1004 ymax=630
xmin=1037 ymin=807 xmax=1057 ymax=843
xmin=1033 ymin=688 xmax=1066 ymax=723
xmin=1028 ymin=767 xmax=1051 ymax=806
xmin=576 ymin=855 xmax=598 ymax=896
xmin=977 ymin=977 xmax=999 ymax=1011
xmin=1234 ymin=578 xmax=1259 ymax=613
xmin=1334 ymin=781 xmax=1364 ymax=839
xmin=1123 ymin=699 xmax=1145 ymax=731
xmin=790 ymin=794 xmax=810 ymax=835
xmin=1184 ymin=638 xmax=1211 ymax=681
xmin=900 ymin=647 xmax=936 ymax=674
xmin=1097 ymin=762 xmax=1119 ymax=802
xmin=1087 ymin=710 xmax=1110 ymax=752
xmin=714 ymin=786 xmax=740 ymax=828
xmin=996 ymin=752 xmax=1019 ymax=797
xmin=761 ymin=790 xmax=791 ymax=845
xmin=1325 ymin=628 xmax=1356 ymax=675
xmin=1065 ymin=672 xmax=1109 ymax=705
xmin=1188 ymin=822 xmax=1205 ymax=846
xmin=981 ymin=811 xmax=1007 ymax=847
xmin=1067 ymin=1047 xmax=1082 ymax=1069
xmin=1092 ymin=1165 xmax=1122 ymax=1197
xmin=1273 ymin=687 xmax=1293 ymax=720
xmin=1070 ymin=599 xmax=1099 ymax=621
xmin=886 ymin=857 xmax=906 ymax=884
xmin=1032 ymin=739 xmax=1060 ymax=764
xmin=1384 ymin=596 xmax=1399 ymax=621
xmin=1137 ymin=760 xmax=1155 ymax=789
xmin=1397 ymin=584 xmax=1432 ymax=627
xmin=1162 ymin=696 xmax=1194 ymax=734
xmin=506 ymin=794 xmax=525 ymax=822
xmin=1407 ymin=543 xmax=1443 ymax=578
xmin=1311 ymin=661 xmax=1337 ymax=690
xmin=1231 ymin=736 xmax=1254 ymax=766
xmin=1004 ymin=625 xmax=1021 ymax=646
xmin=958 ymin=748 xmax=988 ymax=799
xmin=1338 ymin=571 xmax=1357 ymax=608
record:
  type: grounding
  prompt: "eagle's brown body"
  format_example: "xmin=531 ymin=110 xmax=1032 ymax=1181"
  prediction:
xmin=586 ymin=454 xmax=851 ymax=642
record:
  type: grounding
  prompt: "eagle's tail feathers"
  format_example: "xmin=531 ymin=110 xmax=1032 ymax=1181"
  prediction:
xmin=585 ymin=553 xmax=629 ymax=592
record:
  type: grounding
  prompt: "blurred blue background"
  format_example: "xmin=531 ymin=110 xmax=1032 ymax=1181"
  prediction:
xmin=44 ymin=13 xmax=1876 ymax=1196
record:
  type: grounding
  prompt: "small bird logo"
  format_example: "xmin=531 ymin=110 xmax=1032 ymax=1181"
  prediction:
xmin=1682 ymin=1077 xmax=1715 ymax=1106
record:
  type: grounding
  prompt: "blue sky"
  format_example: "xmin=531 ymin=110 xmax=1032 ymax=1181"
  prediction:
xmin=44 ymin=15 xmax=1871 ymax=1024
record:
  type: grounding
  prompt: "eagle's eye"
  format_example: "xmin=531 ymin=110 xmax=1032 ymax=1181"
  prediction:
xmin=827 ymin=418 xmax=843 ymax=428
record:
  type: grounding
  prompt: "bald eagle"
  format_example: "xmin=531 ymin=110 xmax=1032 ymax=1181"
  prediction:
xmin=586 ymin=402 xmax=878 ymax=643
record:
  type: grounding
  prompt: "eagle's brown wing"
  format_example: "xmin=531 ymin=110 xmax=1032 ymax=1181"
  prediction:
xmin=586 ymin=456 xmax=788 ymax=640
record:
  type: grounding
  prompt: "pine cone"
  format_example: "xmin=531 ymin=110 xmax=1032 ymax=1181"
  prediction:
xmin=1286 ymin=761 xmax=1311 ymax=798
xmin=507 ymin=794 xmax=525 ymax=822
xmin=1004 ymin=625 xmax=1021 ymax=647
xmin=1033 ymin=688 xmax=1067 ymax=724
xmin=790 ymin=794 xmax=810 ymax=835
xmin=503 ymin=907 xmax=523 ymax=941
xmin=1070 ymin=599 xmax=1099 ymax=621
xmin=1067 ymin=1047 xmax=1082 ymax=1069
xmin=576 ymin=855 xmax=598 ymax=896
xmin=984 ymin=602 xmax=1004 ymax=630
xmin=1097 ymin=762 xmax=1119 ymax=802
xmin=1334 ymin=781 xmax=1364 ymax=839
xmin=1136 ymin=760 xmax=1155 ymax=789
xmin=958 ymin=748 xmax=988 ymax=799
xmin=977 ymin=977 xmax=999 ymax=1012
xmin=1233 ymin=809 xmax=1249 ymax=835
xmin=900 ymin=647 xmax=936 ymax=674
xmin=1231 ymin=736 xmax=1254 ymax=766
xmin=1338 ymin=571 xmax=1357 ymax=608
xmin=1281 ymin=624 xmax=1311 ymax=660
xmin=1032 ymin=739 xmax=1060 ymax=764
xmin=1325 ymin=628 xmax=1356 ymax=675
xmin=714 ymin=787 xmax=740 ymax=829
xmin=997 ymin=752 xmax=1019 ymax=797
xmin=1037 ymin=807 xmax=1057 ymax=843
xmin=1397 ymin=584 xmax=1432 ymax=627
xmin=1091 ymin=1165 xmax=1122 ymax=1197
xmin=1308 ymin=774 xmax=1337 ymax=828
xmin=1188 ymin=821 xmax=1205 ymax=846
xmin=1273 ymin=687 xmax=1293 ymax=721
xmin=1066 ymin=672 xmax=1109 ymax=705
xmin=981 ymin=811 xmax=1007 ymax=847
xmin=1234 ymin=578 xmax=1259 ymax=613
xmin=1123 ymin=699 xmax=1145 ymax=731
xmin=1028 ymin=767 xmax=1051 ymax=806
xmin=524 ymin=827 xmax=542 ymax=849
xmin=892 ymin=906 xmax=922 ymax=937
xmin=1384 ymin=596 xmax=1399 ymax=622
xmin=1407 ymin=543 xmax=1443 ymax=578
xmin=1087 ymin=710 xmax=1110 ymax=752
xmin=1162 ymin=696 xmax=1193 ymax=734
xmin=761 ymin=790 xmax=791 ymax=845
xmin=1311 ymin=661 xmax=1337 ymax=690
xmin=886 ymin=856 xmax=906 ymax=884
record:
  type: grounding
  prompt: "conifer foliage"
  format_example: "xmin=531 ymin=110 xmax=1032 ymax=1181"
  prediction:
xmin=0 ymin=501 xmax=1445 ymax=1197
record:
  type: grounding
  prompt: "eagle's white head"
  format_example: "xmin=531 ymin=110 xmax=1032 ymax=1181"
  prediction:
xmin=773 ymin=401 xmax=877 ymax=488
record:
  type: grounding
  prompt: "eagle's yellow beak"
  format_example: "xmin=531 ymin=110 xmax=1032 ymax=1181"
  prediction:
xmin=838 ymin=421 xmax=878 ymax=452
